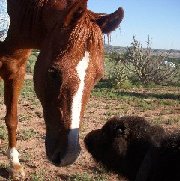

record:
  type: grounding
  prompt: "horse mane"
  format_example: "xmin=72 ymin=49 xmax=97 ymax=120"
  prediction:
xmin=56 ymin=10 xmax=103 ymax=60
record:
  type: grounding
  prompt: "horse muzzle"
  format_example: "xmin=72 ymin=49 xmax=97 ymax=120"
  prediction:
xmin=45 ymin=128 xmax=81 ymax=166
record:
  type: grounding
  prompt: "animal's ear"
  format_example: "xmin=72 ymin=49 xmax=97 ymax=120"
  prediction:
xmin=95 ymin=7 xmax=124 ymax=34
xmin=64 ymin=0 xmax=88 ymax=27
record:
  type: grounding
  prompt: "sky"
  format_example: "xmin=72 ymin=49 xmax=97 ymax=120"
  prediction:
xmin=88 ymin=0 xmax=180 ymax=50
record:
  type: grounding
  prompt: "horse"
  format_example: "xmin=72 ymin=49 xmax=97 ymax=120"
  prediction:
xmin=0 ymin=0 xmax=124 ymax=179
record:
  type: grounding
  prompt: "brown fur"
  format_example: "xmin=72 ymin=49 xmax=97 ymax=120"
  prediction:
xmin=0 ymin=0 xmax=124 ymax=176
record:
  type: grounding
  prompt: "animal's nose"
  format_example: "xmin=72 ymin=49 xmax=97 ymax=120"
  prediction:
xmin=46 ymin=128 xmax=81 ymax=166
xmin=50 ymin=147 xmax=81 ymax=166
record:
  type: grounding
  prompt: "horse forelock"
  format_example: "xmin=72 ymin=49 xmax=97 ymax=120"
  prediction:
xmin=71 ymin=11 xmax=103 ymax=50
xmin=56 ymin=11 xmax=104 ymax=61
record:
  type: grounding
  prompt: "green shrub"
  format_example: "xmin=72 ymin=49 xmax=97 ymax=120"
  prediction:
xmin=104 ymin=36 xmax=180 ymax=87
xmin=105 ymin=53 xmax=129 ymax=88
xmin=26 ymin=50 xmax=39 ymax=74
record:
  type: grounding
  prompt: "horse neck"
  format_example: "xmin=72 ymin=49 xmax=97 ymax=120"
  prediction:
xmin=7 ymin=0 xmax=76 ymax=49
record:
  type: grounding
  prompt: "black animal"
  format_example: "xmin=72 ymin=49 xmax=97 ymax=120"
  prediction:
xmin=85 ymin=116 xmax=180 ymax=181
xmin=139 ymin=132 xmax=180 ymax=181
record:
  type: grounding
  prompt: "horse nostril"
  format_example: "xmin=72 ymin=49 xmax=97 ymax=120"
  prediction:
xmin=51 ymin=153 xmax=62 ymax=166
xmin=50 ymin=149 xmax=81 ymax=167
xmin=47 ymin=150 xmax=81 ymax=166
xmin=46 ymin=128 xmax=81 ymax=166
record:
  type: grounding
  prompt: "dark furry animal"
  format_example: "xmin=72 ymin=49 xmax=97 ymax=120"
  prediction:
xmin=139 ymin=132 xmax=180 ymax=181
xmin=85 ymin=116 xmax=180 ymax=181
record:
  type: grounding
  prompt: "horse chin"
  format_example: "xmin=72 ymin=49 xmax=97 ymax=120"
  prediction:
xmin=45 ymin=128 xmax=81 ymax=166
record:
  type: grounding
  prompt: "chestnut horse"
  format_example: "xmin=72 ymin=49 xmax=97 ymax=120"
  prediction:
xmin=0 ymin=0 xmax=124 ymax=179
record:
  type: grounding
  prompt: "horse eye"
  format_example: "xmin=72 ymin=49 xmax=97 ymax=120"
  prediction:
xmin=48 ymin=67 xmax=61 ymax=81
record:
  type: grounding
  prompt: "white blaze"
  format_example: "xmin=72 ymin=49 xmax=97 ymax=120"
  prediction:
xmin=8 ymin=147 xmax=20 ymax=165
xmin=71 ymin=51 xmax=90 ymax=129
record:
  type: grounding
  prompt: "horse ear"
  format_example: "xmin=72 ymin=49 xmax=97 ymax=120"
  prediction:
xmin=64 ymin=0 xmax=88 ymax=27
xmin=95 ymin=7 xmax=124 ymax=34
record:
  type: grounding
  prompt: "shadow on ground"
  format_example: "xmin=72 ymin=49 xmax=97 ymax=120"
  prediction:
xmin=0 ymin=167 xmax=9 ymax=180
xmin=95 ymin=80 xmax=179 ymax=100
xmin=119 ymin=91 xmax=180 ymax=100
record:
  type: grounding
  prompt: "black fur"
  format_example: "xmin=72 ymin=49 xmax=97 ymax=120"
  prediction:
xmin=143 ymin=132 xmax=180 ymax=181
xmin=85 ymin=116 xmax=180 ymax=181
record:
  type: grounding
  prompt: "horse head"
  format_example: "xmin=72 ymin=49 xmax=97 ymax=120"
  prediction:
xmin=34 ymin=0 xmax=124 ymax=166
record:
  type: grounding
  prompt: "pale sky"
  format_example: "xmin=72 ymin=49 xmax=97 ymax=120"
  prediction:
xmin=88 ymin=0 xmax=180 ymax=50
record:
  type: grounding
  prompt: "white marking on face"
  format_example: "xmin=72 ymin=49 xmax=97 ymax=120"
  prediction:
xmin=8 ymin=147 xmax=20 ymax=165
xmin=71 ymin=51 xmax=90 ymax=129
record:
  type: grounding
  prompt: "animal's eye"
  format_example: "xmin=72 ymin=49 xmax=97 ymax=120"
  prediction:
xmin=48 ymin=67 xmax=61 ymax=81
xmin=115 ymin=126 xmax=125 ymax=136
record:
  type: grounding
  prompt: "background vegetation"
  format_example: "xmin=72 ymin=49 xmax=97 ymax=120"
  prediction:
xmin=27 ymin=37 xmax=180 ymax=89
xmin=104 ymin=36 xmax=180 ymax=89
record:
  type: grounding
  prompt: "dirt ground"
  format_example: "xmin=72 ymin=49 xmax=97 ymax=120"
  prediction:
xmin=0 ymin=83 xmax=179 ymax=181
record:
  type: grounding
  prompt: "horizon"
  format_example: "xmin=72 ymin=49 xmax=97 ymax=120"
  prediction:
xmin=104 ymin=44 xmax=180 ymax=51
xmin=88 ymin=0 xmax=180 ymax=50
